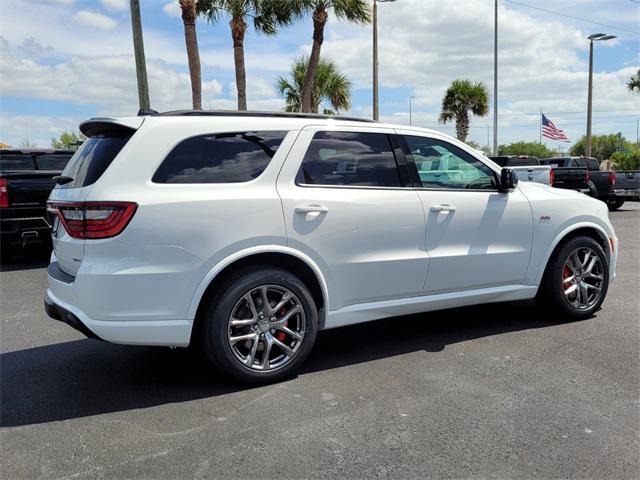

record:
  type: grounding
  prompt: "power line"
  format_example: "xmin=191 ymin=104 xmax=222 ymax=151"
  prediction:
xmin=503 ymin=0 xmax=640 ymax=35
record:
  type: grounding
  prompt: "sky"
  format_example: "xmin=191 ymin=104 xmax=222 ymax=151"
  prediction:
xmin=0 ymin=0 xmax=638 ymax=151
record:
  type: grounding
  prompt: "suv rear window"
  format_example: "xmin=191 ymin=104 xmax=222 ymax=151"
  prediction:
xmin=153 ymin=131 xmax=287 ymax=184
xmin=297 ymin=131 xmax=400 ymax=187
xmin=59 ymin=134 xmax=132 ymax=188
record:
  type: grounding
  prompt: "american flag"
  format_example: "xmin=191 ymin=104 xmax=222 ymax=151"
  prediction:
xmin=541 ymin=113 xmax=570 ymax=142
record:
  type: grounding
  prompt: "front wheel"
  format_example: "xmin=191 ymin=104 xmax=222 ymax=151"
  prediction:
xmin=606 ymin=197 xmax=624 ymax=211
xmin=536 ymin=236 xmax=609 ymax=320
xmin=199 ymin=266 xmax=318 ymax=384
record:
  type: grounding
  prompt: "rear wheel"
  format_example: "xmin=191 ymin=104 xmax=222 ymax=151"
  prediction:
xmin=199 ymin=266 xmax=318 ymax=384
xmin=606 ymin=197 xmax=624 ymax=211
xmin=537 ymin=236 xmax=609 ymax=320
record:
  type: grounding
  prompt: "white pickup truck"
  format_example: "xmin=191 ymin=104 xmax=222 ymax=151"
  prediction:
xmin=489 ymin=155 xmax=553 ymax=185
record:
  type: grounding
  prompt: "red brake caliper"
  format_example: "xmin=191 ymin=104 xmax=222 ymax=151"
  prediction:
xmin=562 ymin=266 xmax=572 ymax=288
xmin=276 ymin=307 xmax=287 ymax=342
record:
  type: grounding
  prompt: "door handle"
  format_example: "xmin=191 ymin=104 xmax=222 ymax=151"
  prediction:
xmin=295 ymin=205 xmax=329 ymax=214
xmin=430 ymin=204 xmax=457 ymax=212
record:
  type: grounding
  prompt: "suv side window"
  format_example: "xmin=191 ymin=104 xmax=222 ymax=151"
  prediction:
xmin=297 ymin=131 xmax=401 ymax=187
xmin=402 ymin=136 xmax=497 ymax=190
xmin=153 ymin=131 xmax=287 ymax=184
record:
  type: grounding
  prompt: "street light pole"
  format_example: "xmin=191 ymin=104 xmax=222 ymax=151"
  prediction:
xmin=373 ymin=0 xmax=378 ymax=120
xmin=492 ymin=0 xmax=498 ymax=155
xmin=409 ymin=96 xmax=415 ymax=125
xmin=586 ymin=33 xmax=616 ymax=157
xmin=372 ymin=0 xmax=396 ymax=121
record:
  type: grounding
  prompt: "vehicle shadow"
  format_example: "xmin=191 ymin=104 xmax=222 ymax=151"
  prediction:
xmin=0 ymin=300 xmax=575 ymax=427
xmin=0 ymin=243 xmax=51 ymax=272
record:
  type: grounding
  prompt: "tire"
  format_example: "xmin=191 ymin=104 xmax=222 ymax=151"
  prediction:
xmin=606 ymin=197 xmax=624 ymax=211
xmin=536 ymin=236 xmax=609 ymax=320
xmin=199 ymin=265 xmax=318 ymax=384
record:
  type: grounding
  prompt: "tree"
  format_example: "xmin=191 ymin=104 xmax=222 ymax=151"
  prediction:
xmin=129 ymin=0 xmax=150 ymax=110
xmin=179 ymin=0 xmax=202 ymax=109
xmin=628 ymin=68 xmax=640 ymax=94
xmin=198 ymin=0 xmax=294 ymax=110
xmin=569 ymin=133 xmax=631 ymax=161
xmin=277 ymin=56 xmax=351 ymax=114
xmin=19 ymin=139 xmax=37 ymax=148
xmin=439 ymin=79 xmax=489 ymax=142
xmin=295 ymin=0 xmax=370 ymax=113
xmin=498 ymin=141 xmax=555 ymax=158
xmin=610 ymin=148 xmax=640 ymax=170
xmin=51 ymin=131 xmax=86 ymax=150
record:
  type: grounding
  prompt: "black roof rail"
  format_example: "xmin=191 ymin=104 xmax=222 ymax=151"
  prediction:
xmin=152 ymin=109 xmax=376 ymax=123
xmin=138 ymin=108 xmax=159 ymax=116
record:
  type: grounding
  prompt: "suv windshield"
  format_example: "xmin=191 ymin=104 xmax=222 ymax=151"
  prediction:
xmin=59 ymin=134 xmax=132 ymax=188
xmin=35 ymin=154 xmax=73 ymax=170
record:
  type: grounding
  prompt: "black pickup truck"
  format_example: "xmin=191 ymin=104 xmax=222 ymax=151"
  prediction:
xmin=0 ymin=149 xmax=74 ymax=249
xmin=541 ymin=156 xmax=618 ymax=210
xmin=609 ymin=171 xmax=640 ymax=210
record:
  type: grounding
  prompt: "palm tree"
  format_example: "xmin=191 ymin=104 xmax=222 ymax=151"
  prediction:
xmin=294 ymin=0 xmax=370 ymax=113
xmin=198 ymin=0 xmax=294 ymax=110
xmin=439 ymin=79 xmax=489 ymax=142
xmin=179 ymin=0 xmax=202 ymax=109
xmin=628 ymin=68 xmax=640 ymax=94
xmin=277 ymin=56 xmax=351 ymax=114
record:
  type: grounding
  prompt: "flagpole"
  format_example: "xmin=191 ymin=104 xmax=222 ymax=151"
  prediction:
xmin=539 ymin=108 xmax=542 ymax=144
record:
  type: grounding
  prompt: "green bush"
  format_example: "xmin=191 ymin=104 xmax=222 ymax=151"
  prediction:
xmin=497 ymin=141 xmax=555 ymax=158
xmin=610 ymin=149 xmax=640 ymax=171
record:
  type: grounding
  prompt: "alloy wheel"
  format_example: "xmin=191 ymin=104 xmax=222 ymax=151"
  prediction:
xmin=561 ymin=247 xmax=605 ymax=311
xmin=227 ymin=284 xmax=306 ymax=371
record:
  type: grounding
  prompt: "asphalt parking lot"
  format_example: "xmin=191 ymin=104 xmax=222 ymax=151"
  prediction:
xmin=1 ymin=204 xmax=638 ymax=479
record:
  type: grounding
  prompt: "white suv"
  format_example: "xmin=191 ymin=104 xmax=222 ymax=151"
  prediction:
xmin=45 ymin=111 xmax=618 ymax=383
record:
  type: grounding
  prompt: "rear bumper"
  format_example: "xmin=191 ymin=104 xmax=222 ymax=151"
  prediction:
xmin=612 ymin=188 xmax=640 ymax=198
xmin=44 ymin=287 xmax=192 ymax=347
xmin=44 ymin=294 xmax=102 ymax=340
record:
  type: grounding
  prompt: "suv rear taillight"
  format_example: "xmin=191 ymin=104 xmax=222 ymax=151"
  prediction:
xmin=47 ymin=201 xmax=137 ymax=239
xmin=0 ymin=178 xmax=8 ymax=208
xmin=549 ymin=169 xmax=555 ymax=186
xmin=608 ymin=171 xmax=616 ymax=186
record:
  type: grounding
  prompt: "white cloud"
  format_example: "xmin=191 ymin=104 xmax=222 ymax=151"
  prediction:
xmin=0 ymin=112 xmax=82 ymax=148
xmin=72 ymin=10 xmax=117 ymax=30
xmin=0 ymin=39 xmax=224 ymax=115
xmin=99 ymin=0 xmax=128 ymax=12
xmin=35 ymin=0 xmax=74 ymax=4
xmin=163 ymin=2 xmax=181 ymax=19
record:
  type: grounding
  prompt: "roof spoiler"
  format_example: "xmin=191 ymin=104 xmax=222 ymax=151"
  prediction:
xmin=79 ymin=117 xmax=145 ymax=137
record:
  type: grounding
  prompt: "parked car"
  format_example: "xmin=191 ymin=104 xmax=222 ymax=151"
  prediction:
xmin=489 ymin=155 xmax=552 ymax=185
xmin=608 ymin=171 xmax=640 ymax=210
xmin=541 ymin=157 xmax=617 ymax=209
xmin=0 ymin=149 xmax=74 ymax=249
xmin=45 ymin=111 xmax=618 ymax=383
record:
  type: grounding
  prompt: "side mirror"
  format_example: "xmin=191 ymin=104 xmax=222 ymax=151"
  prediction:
xmin=499 ymin=168 xmax=519 ymax=192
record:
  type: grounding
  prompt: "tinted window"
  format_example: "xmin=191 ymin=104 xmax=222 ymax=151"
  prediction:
xmin=403 ymin=136 xmax=497 ymax=189
xmin=153 ymin=131 xmax=286 ymax=184
xmin=510 ymin=157 xmax=539 ymax=166
xmin=60 ymin=134 xmax=132 ymax=188
xmin=587 ymin=158 xmax=599 ymax=170
xmin=298 ymin=131 xmax=400 ymax=187
xmin=490 ymin=156 xmax=510 ymax=167
xmin=0 ymin=153 xmax=35 ymax=171
xmin=35 ymin=154 xmax=73 ymax=170
xmin=541 ymin=158 xmax=566 ymax=167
